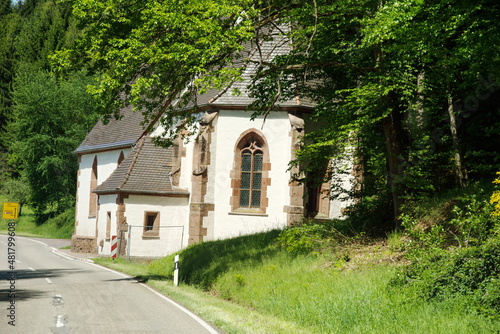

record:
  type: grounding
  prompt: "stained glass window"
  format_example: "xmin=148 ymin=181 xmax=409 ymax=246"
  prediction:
xmin=239 ymin=140 xmax=263 ymax=208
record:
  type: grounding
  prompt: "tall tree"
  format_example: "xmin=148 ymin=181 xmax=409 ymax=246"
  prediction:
xmin=54 ymin=0 xmax=500 ymax=229
xmin=53 ymin=0 xmax=258 ymax=136
xmin=9 ymin=65 xmax=99 ymax=221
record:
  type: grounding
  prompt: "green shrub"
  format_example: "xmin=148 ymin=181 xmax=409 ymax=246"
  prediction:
xmin=401 ymin=191 xmax=498 ymax=248
xmin=392 ymin=237 xmax=500 ymax=318
xmin=277 ymin=218 xmax=346 ymax=255
xmin=393 ymin=184 xmax=500 ymax=318
xmin=39 ymin=207 xmax=75 ymax=238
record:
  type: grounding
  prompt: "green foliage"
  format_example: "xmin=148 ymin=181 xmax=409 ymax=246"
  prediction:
xmin=393 ymin=182 xmax=500 ymax=319
xmin=401 ymin=188 xmax=498 ymax=248
xmin=9 ymin=65 xmax=99 ymax=221
xmin=392 ymin=237 xmax=500 ymax=319
xmin=277 ymin=219 xmax=345 ymax=255
xmin=15 ymin=0 xmax=73 ymax=70
xmin=38 ymin=207 xmax=75 ymax=239
xmin=53 ymin=0 xmax=258 ymax=133
xmin=0 ymin=0 xmax=97 ymax=224
xmin=491 ymin=172 xmax=500 ymax=217
xmin=1 ymin=177 xmax=30 ymax=205
xmin=0 ymin=10 xmax=22 ymax=145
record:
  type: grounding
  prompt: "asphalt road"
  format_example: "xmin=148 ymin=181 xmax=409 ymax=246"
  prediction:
xmin=0 ymin=235 xmax=222 ymax=333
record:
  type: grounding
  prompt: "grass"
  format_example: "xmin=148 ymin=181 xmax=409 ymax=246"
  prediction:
xmin=92 ymin=233 xmax=500 ymax=334
xmin=2 ymin=184 xmax=498 ymax=333
xmin=0 ymin=195 xmax=73 ymax=239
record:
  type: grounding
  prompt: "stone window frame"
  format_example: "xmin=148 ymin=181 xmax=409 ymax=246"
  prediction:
xmin=230 ymin=129 xmax=271 ymax=215
xmin=143 ymin=211 xmax=160 ymax=238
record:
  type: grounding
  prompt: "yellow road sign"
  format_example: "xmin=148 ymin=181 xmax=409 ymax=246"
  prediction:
xmin=2 ymin=202 xmax=20 ymax=220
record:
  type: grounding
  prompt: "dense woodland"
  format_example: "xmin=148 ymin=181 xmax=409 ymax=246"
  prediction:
xmin=0 ymin=0 xmax=499 ymax=227
xmin=1 ymin=0 xmax=499 ymax=323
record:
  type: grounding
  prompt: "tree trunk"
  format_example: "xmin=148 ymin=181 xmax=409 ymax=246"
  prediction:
xmin=446 ymin=84 xmax=467 ymax=188
xmin=382 ymin=110 xmax=406 ymax=227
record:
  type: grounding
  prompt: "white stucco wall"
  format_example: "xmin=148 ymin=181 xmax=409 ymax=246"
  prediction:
xmin=94 ymin=194 xmax=118 ymax=254
xmin=75 ymin=148 xmax=131 ymax=237
xmin=208 ymin=110 xmax=292 ymax=240
xmin=124 ymin=195 xmax=190 ymax=257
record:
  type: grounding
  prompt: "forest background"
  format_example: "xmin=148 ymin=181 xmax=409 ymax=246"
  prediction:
xmin=1 ymin=0 xmax=499 ymax=227
xmin=0 ymin=0 xmax=499 ymax=329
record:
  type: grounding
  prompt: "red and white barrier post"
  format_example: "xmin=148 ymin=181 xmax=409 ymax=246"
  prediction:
xmin=111 ymin=235 xmax=118 ymax=260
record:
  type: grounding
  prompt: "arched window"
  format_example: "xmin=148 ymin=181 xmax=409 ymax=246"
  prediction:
xmin=89 ymin=156 xmax=98 ymax=217
xmin=230 ymin=130 xmax=270 ymax=214
xmin=240 ymin=139 xmax=263 ymax=207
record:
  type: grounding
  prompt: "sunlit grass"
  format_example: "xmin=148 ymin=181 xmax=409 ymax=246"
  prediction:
xmin=92 ymin=234 xmax=500 ymax=334
xmin=212 ymin=254 xmax=498 ymax=333
xmin=0 ymin=195 xmax=73 ymax=239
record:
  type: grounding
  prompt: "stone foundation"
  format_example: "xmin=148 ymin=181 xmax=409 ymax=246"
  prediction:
xmin=71 ymin=235 xmax=97 ymax=253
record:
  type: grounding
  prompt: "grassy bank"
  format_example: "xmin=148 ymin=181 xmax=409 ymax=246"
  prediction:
xmin=92 ymin=182 xmax=499 ymax=333
xmin=0 ymin=195 xmax=73 ymax=239
xmin=94 ymin=234 xmax=499 ymax=333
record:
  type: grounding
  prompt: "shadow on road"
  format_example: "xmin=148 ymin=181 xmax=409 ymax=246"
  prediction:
xmin=0 ymin=268 xmax=88 ymax=281
xmin=0 ymin=288 xmax=50 ymax=301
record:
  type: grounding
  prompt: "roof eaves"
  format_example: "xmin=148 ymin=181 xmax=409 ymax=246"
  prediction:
xmin=94 ymin=189 xmax=190 ymax=197
xmin=74 ymin=139 xmax=137 ymax=154
xmin=196 ymin=103 xmax=315 ymax=113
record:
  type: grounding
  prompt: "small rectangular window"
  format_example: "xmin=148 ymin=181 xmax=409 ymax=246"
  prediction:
xmin=105 ymin=211 xmax=111 ymax=241
xmin=143 ymin=212 xmax=160 ymax=237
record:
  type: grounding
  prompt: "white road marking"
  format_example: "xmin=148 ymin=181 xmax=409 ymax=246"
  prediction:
xmin=55 ymin=315 xmax=65 ymax=327
xmin=87 ymin=262 xmax=220 ymax=334
xmin=140 ymin=283 xmax=221 ymax=334
xmin=23 ymin=237 xmax=51 ymax=247
xmin=52 ymin=295 xmax=64 ymax=306
xmin=45 ymin=278 xmax=53 ymax=284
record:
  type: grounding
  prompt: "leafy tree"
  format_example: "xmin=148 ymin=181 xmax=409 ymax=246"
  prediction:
xmin=53 ymin=0 xmax=258 ymax=137
xmin=15 ymin=0 xmax=73 ymax=70
xmin=54 ymin=0 xmax=500 ymax=229
xmin=249 ymin=0 xmax=500 ymax=226
xmin=0 ymin=7 xmax=22 ymax=142
xmin=0 ymin=0 xmax=10 ymax=16
xmin=9 ymin=65 xmax=99 ymax=221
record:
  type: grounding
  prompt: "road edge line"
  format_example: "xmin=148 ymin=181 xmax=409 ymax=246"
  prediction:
xmin=87 ymin=262 xmax=221 ymax=334
xmin=140 ymin=283 xmax=221 ymax=334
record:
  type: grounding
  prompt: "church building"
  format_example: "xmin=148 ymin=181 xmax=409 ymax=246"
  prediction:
xmin=71 ymin=31 xmax=353 ymax=257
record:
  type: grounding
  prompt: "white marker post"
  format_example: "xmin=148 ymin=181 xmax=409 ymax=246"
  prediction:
xmin=173 ymin=255 xmax=179 ymax=287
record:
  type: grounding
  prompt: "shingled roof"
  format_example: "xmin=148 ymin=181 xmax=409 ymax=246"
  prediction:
xmin=74 ymin=105 xmax=146 ymax=154
xmin=93 ymin=137 xmax=189 ymax=196
xmin=193 ymin=26 xmax=315 ymax=110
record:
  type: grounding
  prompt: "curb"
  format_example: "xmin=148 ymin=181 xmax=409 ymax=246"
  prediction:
xmin=50 ymin=247 xmax=95 ymax=264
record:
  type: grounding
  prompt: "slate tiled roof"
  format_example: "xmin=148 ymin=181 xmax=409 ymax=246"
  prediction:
xmin=74 ymin=105 xmax=145 ymax=154
xmin=93 ymin=137 xmax=189 ymax=196
xmin=193 ymin=27 xmax=315 ymax=110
